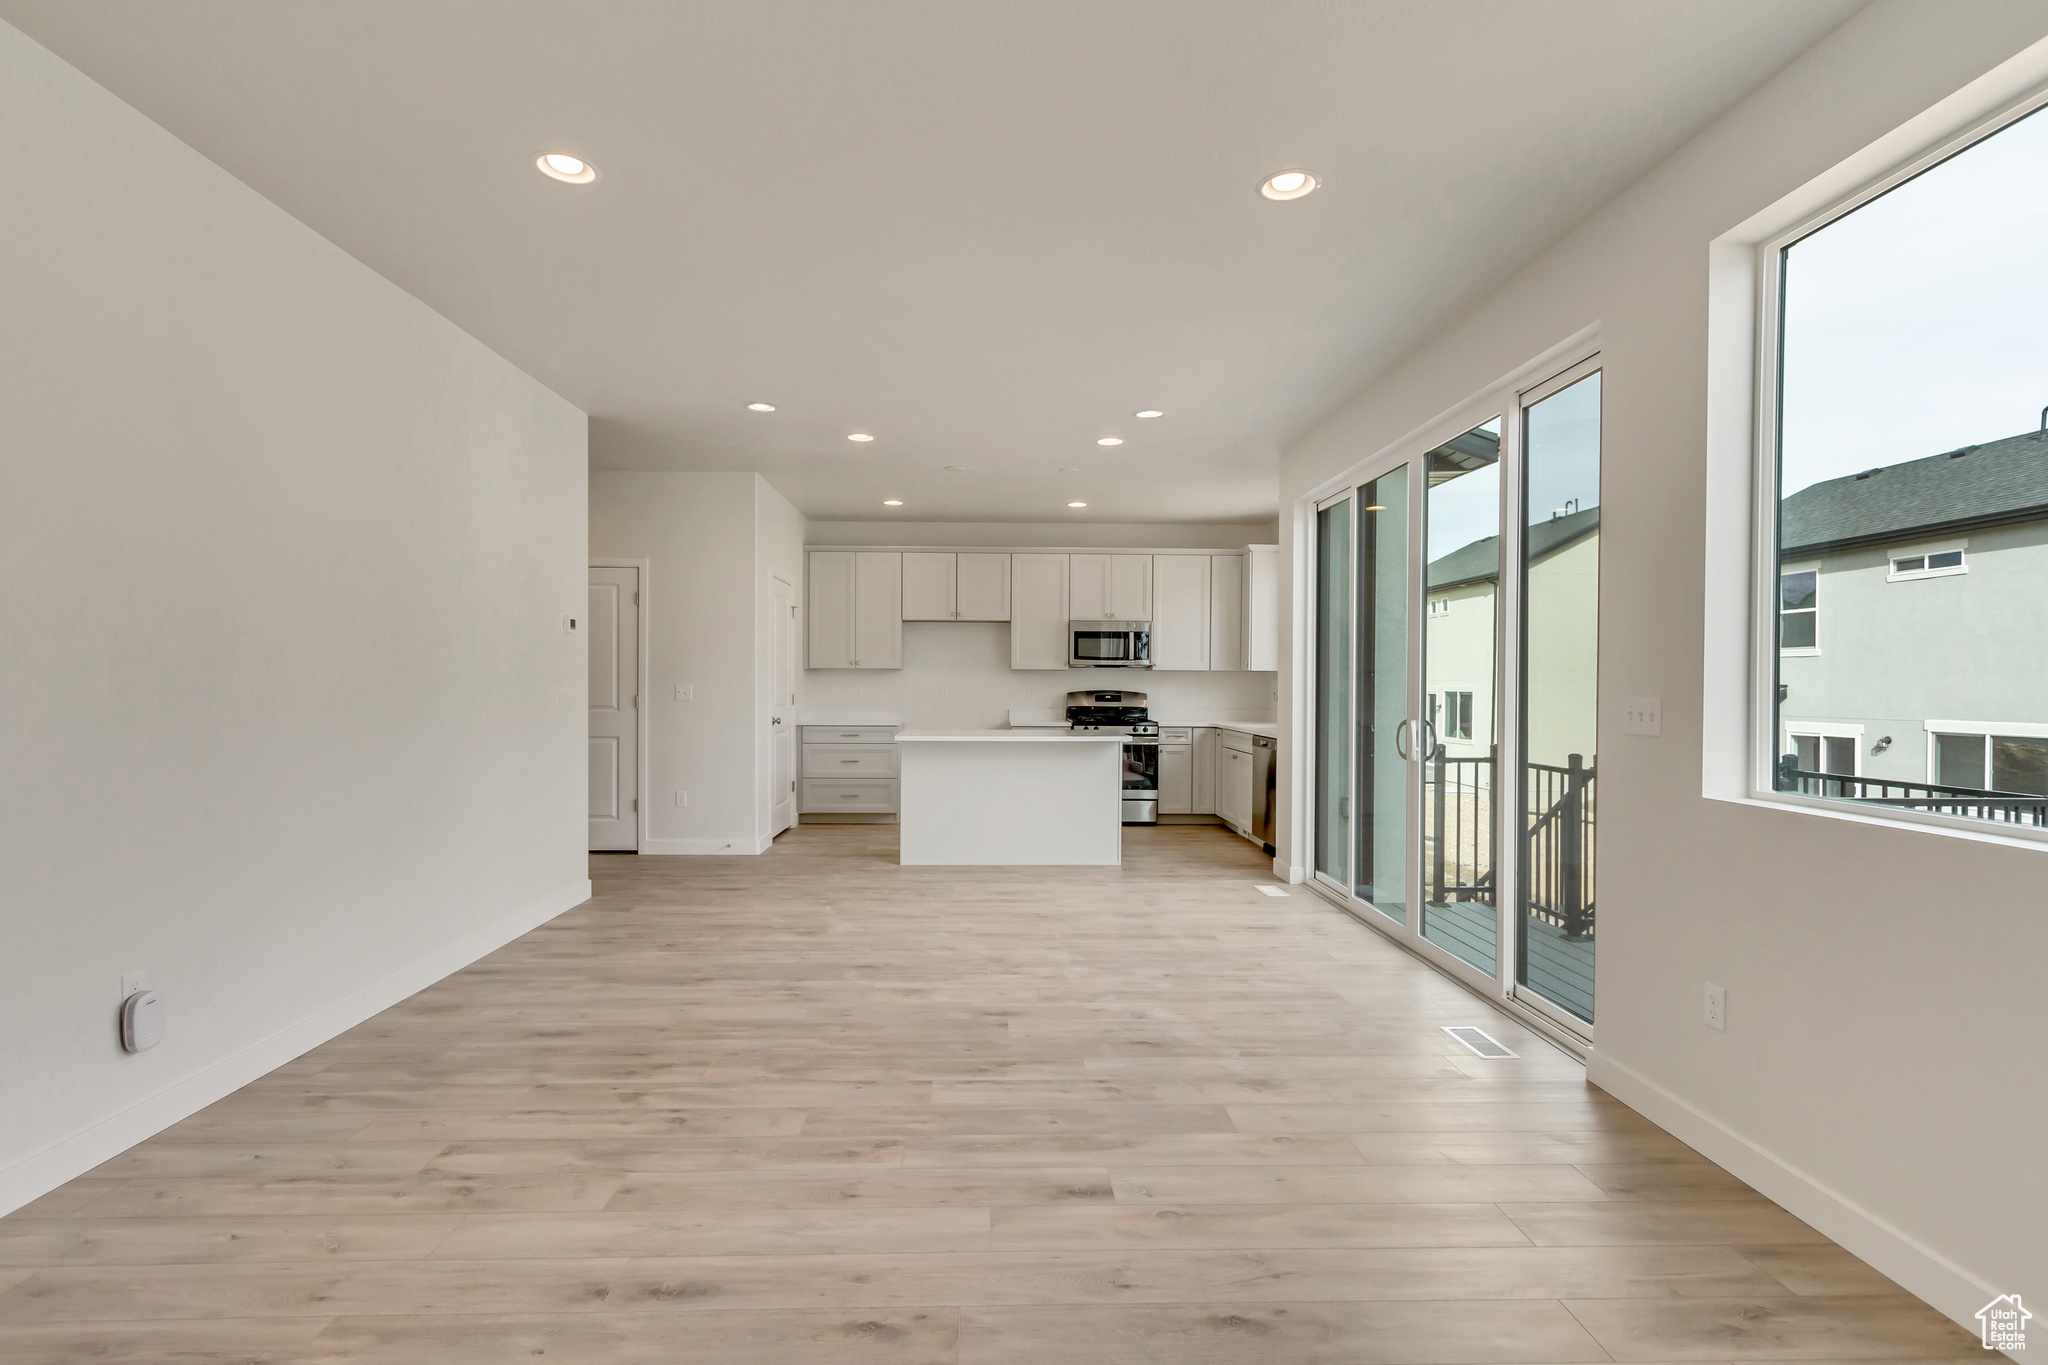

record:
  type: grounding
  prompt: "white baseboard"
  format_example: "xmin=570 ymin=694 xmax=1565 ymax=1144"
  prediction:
xmin=640 ymin=835 xmax=769 ymax=855
xmin=0 ymin=878 xmax=592 ymax=1219
xmin=1587 ymin=1051 xmax=2003 ymax=1347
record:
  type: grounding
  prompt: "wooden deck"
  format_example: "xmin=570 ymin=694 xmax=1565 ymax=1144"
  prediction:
xmin=1422 ymin=900 xmax=1595 ymax=1023
xmin=0 ymin=824 xmax=1969 ymax=1363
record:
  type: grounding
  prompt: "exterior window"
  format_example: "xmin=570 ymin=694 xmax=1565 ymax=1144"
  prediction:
xmin=1769 ymin=98 xmax=2048 ymax=831
xmin=1778 ymin=571 xmax=1816 ymax=649
xmin=1427 ymin=596 xmax=1450 ymax=617
xmin=1889 ymin=548 xmax=1966 ymax=580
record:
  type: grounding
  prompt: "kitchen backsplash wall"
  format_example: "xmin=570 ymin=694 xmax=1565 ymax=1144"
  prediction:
xmin=804 ymin=622 xmax=1276 ymax=729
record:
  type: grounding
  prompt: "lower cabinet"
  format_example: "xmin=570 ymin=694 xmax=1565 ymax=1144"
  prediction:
xmin=1192 ymin=728 xmax=1217 ymax=814
xmin=1218 ymin=737 xmax=1255 ymax=834
xmin=1158 ymin=742 xmax=1192 ymax=814
xmin=798 ymin=725 xmax=899 ymax=817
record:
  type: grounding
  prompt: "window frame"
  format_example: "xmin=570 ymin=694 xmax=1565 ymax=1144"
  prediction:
xmin=1747 ymin=82 xmax=2048 ymax=847
xmin=1886 ymin=539 xmax=1968 ymax=582
xmin=1777 ymin=563 xmax=1820 ymax=655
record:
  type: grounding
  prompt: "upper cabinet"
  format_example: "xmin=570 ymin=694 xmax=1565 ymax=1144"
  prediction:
xmin=1010 ymin=553 xmax=1070 ymax=670
xmin=808 ymin=551 xmax=902 ymax=669
xmin=1208 ymin=552 xmax=1246 ymax=671
xmin=901 ymin=552 xmax=1012 ymax=622
xmin=1246 ymin=544 xmax=1279 ymax=671
xmin=1150 ymin=554 xmax=1211 ymax=672
xmin=1070 ymin=553 xmax=1153 ymax=620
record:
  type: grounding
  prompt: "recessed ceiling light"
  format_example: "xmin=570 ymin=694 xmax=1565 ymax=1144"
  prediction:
xmin=746 ymin=402 xmax=776 ymax=412
xmin=1096 ymin=437 xmax=1123 ymax=447
xmin=847 ymin=433 xmax=874 ymax=442
xmin=1135 ymin=410 xmax=1164 ymax=419
xmin=1259 ymin=169 xmax=1318 ymax=201
xmin=883 ymin=499 xmax=903 ymax=506
xmin=537 ymin=152 xmax=597 ymax=184
xmin=1068 ymin=501 xmax=1088 ymax=508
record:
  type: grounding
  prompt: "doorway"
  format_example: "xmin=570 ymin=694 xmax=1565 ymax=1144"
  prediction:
xmin=589 ymin=562 xmax=646 ymax=851
xmin=771 ymin=574 xmax=797 ymax=838
xmin=1305 ymin=355 xmax=1601 ymax=1041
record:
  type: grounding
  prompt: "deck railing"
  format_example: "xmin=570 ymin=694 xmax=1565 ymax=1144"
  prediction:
xmin=1426 ymin=750 xmax=1496 ymax=906
xmin=1526 ymin=755 xmax=1595 ymax=941
xmin=1774 ymin=760 xmax=2048 ymax=827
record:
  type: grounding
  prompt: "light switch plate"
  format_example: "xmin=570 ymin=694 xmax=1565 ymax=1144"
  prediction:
xmin=1622 ymin=696 xmax=1662 ymax=737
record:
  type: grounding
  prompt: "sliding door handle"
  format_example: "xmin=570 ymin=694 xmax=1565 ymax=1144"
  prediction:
xmin=1394 ymin=718 xmax=1411 ymax=759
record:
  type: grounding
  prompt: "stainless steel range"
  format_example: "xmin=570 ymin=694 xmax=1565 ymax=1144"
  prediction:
xmin=1065 ymin=690 xmax=1159 ymax=825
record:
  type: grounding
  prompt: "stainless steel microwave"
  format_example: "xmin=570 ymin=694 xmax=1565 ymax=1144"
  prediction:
xmin=1069 ymin=620 xmax=1152 ymax=668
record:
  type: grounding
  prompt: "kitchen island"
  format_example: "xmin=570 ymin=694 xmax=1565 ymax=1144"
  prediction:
xmin=894 ymin=730 xmax=1124 ymax=866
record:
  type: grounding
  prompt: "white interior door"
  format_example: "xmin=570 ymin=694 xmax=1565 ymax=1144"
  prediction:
xmin=771 ymin=575 xmax=797 ymax=837
xmin=589 ymin=565 xmax=640 ymax=851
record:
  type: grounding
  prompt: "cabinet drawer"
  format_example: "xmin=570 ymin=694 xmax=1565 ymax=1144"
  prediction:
xmin=1157 ymin=727 xmax=1193 ymax=743
xmin=1220 ymin=730 xmax=1256 ymax=755
xmin=801 ymin=779 xmax=898 ymax=813
xmin=804 ymin=744 xmax=897 ymax=777
xmin=801 ymin=726 xmax=898 ymax=745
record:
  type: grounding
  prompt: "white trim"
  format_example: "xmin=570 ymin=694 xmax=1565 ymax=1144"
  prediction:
xmin=642 ymin=834 xmax=772 ymax=856
xmin=1587 ymin=1050 xmax=2003 ymax=1346
xmin=590 ymin=557 xmax=652 ymax=851
xmin=0 ymin=878 xmax=592 ymax=1219
xmin=1925 ymin=718 xmax=2048 ymax=739
xmin=1783 ymin=721 xmax=1865 ymax=778
xmin=1886 ymin=540 xmax=1968 ymax=582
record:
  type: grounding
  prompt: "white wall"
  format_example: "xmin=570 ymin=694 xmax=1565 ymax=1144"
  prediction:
xmin=589 ymin=471 xmax=767 ymax=853
xmin=1279 ymin=0 xmax=2048 ymax=1333
xmin=806 ymin=624 xmax=1277 ymax=729
xmin=0 ymin=23 xmax=589 ymax=1213
xmin=810 ymin=521 xmax=1276 ymax=549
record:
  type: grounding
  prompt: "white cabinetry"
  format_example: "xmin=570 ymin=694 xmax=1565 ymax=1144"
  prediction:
xmin=902 ymin=552 xmax=1011 ymax=621
xmin=1218 ymin=742 xmax=1255 ymax=834
xmin=1246 ymin=544 xmax=1279 ymax=671
xmin=1158 ymin=735 xmax=1193 ymax=814
xmin=808 ymin=552 xmax=902 ymax=669
xmin=799 ymin=725 xmax=900 ymax=816
xmin=1150 ymin=554 xmax=1210 ymax=671
xmin=1010 ymin=553 xmax=1071 ymax=670
xmin=1192 ymin=727 xmax=1218 ymax=814
xmin=1069 ymin=553 xmax=1152 ymax=620
xmin=1209 ymin=553 xmax=1246 ymax=671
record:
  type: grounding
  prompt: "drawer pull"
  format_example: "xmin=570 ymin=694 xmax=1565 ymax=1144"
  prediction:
xmin=841 ymin=759 xmax=860 ymax=763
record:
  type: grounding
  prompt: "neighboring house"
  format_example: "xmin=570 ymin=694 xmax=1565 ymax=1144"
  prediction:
xmin=1778 ymin=428 xmax=2048 ymax=795
xmin=1425 ymin=505 xmax=1601 ymax=766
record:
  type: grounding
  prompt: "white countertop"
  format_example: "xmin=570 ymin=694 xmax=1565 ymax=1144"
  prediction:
xmin=897 ymin=728 xmax=1123 ymax=743
xmin=1171 ymin=720 xmax=1279 ymax=738
xmin=799 ymin=713 xmax=903 ymax=727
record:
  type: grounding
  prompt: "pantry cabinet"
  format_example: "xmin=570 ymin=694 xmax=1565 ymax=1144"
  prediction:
xmin=807 ymin=551 xmax=902 ymax=669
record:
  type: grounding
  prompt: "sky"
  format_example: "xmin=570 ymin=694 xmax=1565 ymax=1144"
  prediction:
xmin=1780 ymin=105 xmax=2048 ymax=495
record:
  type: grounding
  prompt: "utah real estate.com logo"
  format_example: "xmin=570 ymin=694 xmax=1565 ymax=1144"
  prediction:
xmin=1978 ymin=1294 xmax=2030 ymax=1353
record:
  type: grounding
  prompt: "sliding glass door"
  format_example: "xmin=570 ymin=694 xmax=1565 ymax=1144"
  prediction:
xmin=1306 ymin=357 xmax=1601 ymax=1038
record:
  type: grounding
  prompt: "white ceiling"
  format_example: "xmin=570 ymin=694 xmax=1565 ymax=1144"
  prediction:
xmin=3 ymin=0 xmax=1861 ymax=524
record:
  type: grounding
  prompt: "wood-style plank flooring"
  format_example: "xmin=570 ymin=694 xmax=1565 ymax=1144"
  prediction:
xmin=0 ymin=824 xmax=1978 ymax=1362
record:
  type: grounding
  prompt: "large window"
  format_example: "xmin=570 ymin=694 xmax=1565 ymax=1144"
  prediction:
xmin=1769 ymin=98 xmax=2048 ymax=832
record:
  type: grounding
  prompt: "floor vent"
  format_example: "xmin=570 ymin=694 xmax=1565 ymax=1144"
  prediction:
xmin=1255 ymin=885 xmax=1288 ymax=898
xmin=1442 ymin=1025 xmax=1516 ymax=1058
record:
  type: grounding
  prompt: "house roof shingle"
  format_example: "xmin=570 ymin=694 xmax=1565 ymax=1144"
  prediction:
xmin=1427 ymin=506 xmax=1599 ymax=591
xmin=1780 ymin=428 xmax=2048 ymax=555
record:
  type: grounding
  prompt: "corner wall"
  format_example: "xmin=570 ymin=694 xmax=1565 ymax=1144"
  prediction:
xmin=1278 ymin=0 xmax=2048 ymax=1332
xmin=0 ymin=22 xmax=589 ymax=1212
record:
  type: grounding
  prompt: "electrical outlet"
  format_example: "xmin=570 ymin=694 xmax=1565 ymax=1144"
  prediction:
xmin=939 ymin=685 xmax=949 ymax=698
xmin=1622 ymin=696 xmax=1662 ymax=737
xmin=121 ymin=971 xmax=150 ymax=1000
xmin=675 ymin=790 xmax=688 ymax=806
xmin=1704 ymin=982 xmax=1726 ymax=1031
xmin=561 ymin=613 xmax=579 ymax=634
xmin=675 ymin=684 xmax=693 ymax=701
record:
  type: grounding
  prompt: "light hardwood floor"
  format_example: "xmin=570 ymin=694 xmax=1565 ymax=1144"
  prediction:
xmin=0 ymin=824 xmax=1978 ymax=1362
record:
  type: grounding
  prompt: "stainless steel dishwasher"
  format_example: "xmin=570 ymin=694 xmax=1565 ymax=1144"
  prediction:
xmin=1251 ymin=734 xmax=1276 ymax=855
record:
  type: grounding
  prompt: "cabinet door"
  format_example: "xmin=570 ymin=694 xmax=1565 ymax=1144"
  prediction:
xmin=807 ymin=552 xmax=856 ymax=668
xmin=1107 ymin=554 xmax=1153 ymax=619
xmin=1224 ymin=748 xmax=1254 ymax=830
xmin=955 ymin=553 xmax=1011 ymax=621
xmin=1010 ymin=553 xmax=1071 ymax=669
xmin=1209 ymin=553 xmax=1246 ymax=671
xmin=1246 ymin=544 xmax=1279 ymax=671
xmin=1150 ymin=554 xmax=1210 ymax=671
xmin=1192 ymin=728 xmax=1217 ymax=814
xmin=900 ymin=552 xmax=956 ymax=620
xmin=1158 ymin=743 xmax=1193 ymax=814
xmin=1068 ymin=553 xmax=1109 ymax=619
xmin=853 ymin=552 xmax=902 ymax=668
